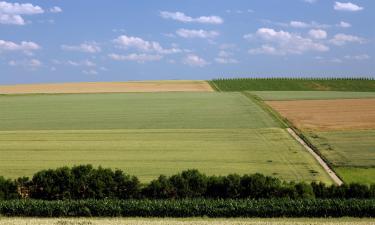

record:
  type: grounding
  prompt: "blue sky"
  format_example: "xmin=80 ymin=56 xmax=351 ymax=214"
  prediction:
xmin=0 ymin=0 xmax=374 ymax=84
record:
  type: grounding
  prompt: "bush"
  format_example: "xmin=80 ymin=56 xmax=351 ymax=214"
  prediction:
xmin=0 ymin=176 xmax=18 ymax=200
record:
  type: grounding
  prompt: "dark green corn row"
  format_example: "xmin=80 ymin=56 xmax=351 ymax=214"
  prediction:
xmin=1 ymin=199 xmax=374 ymax=217
xmin=211 ymin=78 xmax=375 ymax=92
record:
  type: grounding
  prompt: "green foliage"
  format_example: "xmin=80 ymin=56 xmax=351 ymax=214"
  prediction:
xmin=0 ymin=176 xmax=18 ymax=200
xmin=0 ymin=199 xmax=374 ymax=217
xmin=1 ymin=166 xmax=374 ymax=201
xmin=211 ymin=78 xmax=375 ymax=92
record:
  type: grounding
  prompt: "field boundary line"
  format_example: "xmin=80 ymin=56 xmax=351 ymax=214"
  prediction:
xmin=286 ymin=128 xmax=343 ymax=185
xmin=241 ymin=92 xmax=288 ymax=128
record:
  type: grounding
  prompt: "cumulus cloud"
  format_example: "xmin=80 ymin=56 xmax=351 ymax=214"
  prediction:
xmin=344 ymin=54 xmax=370 ymax=60
xmin=61 ymin=42 xmax=101 ymax=53
xmin=82 ymin=69 xmax=98 ymax=75
xmin=160 ymin=11 xmax=223 ymax=24
xmin=0 ymin=39 xmax=40 ymax=54
xmin=330 ymin=33 xmax=365 ymax=46
xmin=334 ymin=2 xmax=363 ymax=11
xmin=113 ymin=35 xmax=181 ymax=54
xmin=304 ymin=0 xmax=318 ymax=3
xmin=182 ymin=54 xmax=208 ymax=67
xmin=337 ymin=21 xmax=351 ymax=28
xmin=108 ymin=53 xmax=163 ymax=63
xmin=246 ymin=28 xmax=329 ymax=55
xmin=176 ymin=29 xmax=219 ymax=39
xmin=0 ymin=1 xmax=44 ymax=25
xmin=289 ymin=20 xmax=330 ymax=29
xmin=49 ymin=6 xmax=62 ymax=13
xmin=309 ymin=29 xmax=327 ymax=39
xmin=67 ymin=60 xmax=96 ymax=67
xmin=8 ymin=58 xmax=42 ymax=68
xmin=215 ymin=50 xmax=239 ymax=64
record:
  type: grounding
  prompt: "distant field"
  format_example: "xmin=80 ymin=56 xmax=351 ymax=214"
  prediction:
xmin=267 ymin=99 xmax=375 ymax=131
xmin=211 ymin=78 xmax=375 ymax=92
xmin=0 ymin=80 xmax=213 ymax=94
xmin=0 ymin=128 xmax=331 ymax=182
xmin=0 ymin=92 xmax=279 ymax=130
xmin=264 ymin=95 xmax=375 ymax=184
xmin=0 ymin=92 xmax=331 ymax=183
xmin=1 ymin=218 xmax=374 ymax=225
xmin=252 ymin=91 xmax=375 ymax=101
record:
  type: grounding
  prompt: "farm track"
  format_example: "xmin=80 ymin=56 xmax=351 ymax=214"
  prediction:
xmin=286 ymin=128 xmax=343 ymax=185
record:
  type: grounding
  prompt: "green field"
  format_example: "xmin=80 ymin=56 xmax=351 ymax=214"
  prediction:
xmin=0 ymin=92 xmax=278 ymax=130
xmin=0 ymin=92 xmax=331 ymax=183
xmin=1 ymin=217 xmax=374 ymax=225
xmin=251 ymin=91 xmax=375 ymax=101
xmin=306 ymin=130 xmax=375 ymax=184
xmin=210 ymin=78 xmax=375 ymax=92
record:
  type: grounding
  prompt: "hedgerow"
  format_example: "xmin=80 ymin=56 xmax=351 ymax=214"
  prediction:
xmin=1 ymin=165 xmax=375 ymax=201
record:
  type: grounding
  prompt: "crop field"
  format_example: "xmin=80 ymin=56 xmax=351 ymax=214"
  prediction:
xmin=252 ymin=91 xmax=375 ymax=101
xmin=263 ymin=95 xmax=375 ymax=184
xmin=0 ymin=80 xmax=214 ymax=94
xmin=211 ymin=78 xmax=375 ymax=92
xmin=0 ymin=92 xmax=331 ymax=183
xmin=266 ymin=99 xmax=375 ymax=131
xmin=1 ymin=217 xmax=374 ymax=225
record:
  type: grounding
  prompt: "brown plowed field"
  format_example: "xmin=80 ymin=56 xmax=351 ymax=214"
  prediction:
xmin=0 ymin=80 xmax=213 ymax=94
xmin=267 ymin=99 xmax=375 ymax=131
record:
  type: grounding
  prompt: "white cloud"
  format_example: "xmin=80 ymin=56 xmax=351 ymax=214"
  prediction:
xmin=108 ymin=53 xmax=163 ymax=63
xmin=215 ymin=50 xmax=239 ymax=64
xmin=0 ymin=39 xmax=40 ymax=54
xmin=113 ymin=35 xmax=181 ymax=54
xmin=82 ymin=69 xmax=98 ymax=75
xmin=67 ymin=60 xmax=96 ymax=67
xmin=49 ymin=6 xmax=62 ymax=13
xmin=246 ymin=28 xmax=329 ymax=55
xmin=0 ymin=1 xmax=44 ymax=25
xmin=176 ymin=29 xmax=219 ymax=39
xmin=337 ymin=21 xmax=351 ymax=28
xmin=344 ymin=54 xmax=370 ymax=60
xmin=309 ymin=29 xmax=327 ymax=39
xmin=160 ymin=11 xmax=223 ymax=24
xmin=8 ymin=58 xmax=42 ymax=68
xmin=289 ymin=20 xmax=330 ymax=29
xmin=304 ymin=0 xmax=318 ymax=3
xmin=182 ymin=54 xmax=208 ymax=67
xmin=330 ymin=33 xmax=365 ymax=46
xmin=334 ymin=2 xmax=363 ymax=11
xmin=61 ymin=42 xmax=101 ymax=53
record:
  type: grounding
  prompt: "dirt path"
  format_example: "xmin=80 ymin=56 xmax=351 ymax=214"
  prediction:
xmin=286 ymin=128 xmax=343 ymax=185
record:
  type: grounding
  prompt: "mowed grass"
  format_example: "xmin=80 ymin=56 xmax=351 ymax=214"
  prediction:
xmin=211 ymin=78 xmax=375 ymax=92
xmin=1 ymin=218 xmax=375 ymax=225
xmin=0 ymin=128 xmax=332 ymax=183
xmin=0 ymin=92 xmax=279 ymax=130
xmin=252 ymin=91 xmax=375 ymax=101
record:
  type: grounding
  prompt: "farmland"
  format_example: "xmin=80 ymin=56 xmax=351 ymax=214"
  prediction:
xmin=0 ymin=91 xmax=331 ymax=183
xmin=0 ymin=80 xmax=213 ymax=94
xmin=211 ymin=78 xmax=375 ymax=92
xmin=1 ymin=217 xmax=374 ymax=225
xmin=243 ymin=88 xmax=375 ymax=185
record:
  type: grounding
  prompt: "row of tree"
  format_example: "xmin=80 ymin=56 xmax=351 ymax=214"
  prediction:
xmin=1 ymin=165 xmax=374 ymax=200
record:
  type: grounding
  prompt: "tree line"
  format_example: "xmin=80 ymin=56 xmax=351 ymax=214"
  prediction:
xmin=1 ymin=165 xmax=374 ymax=200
